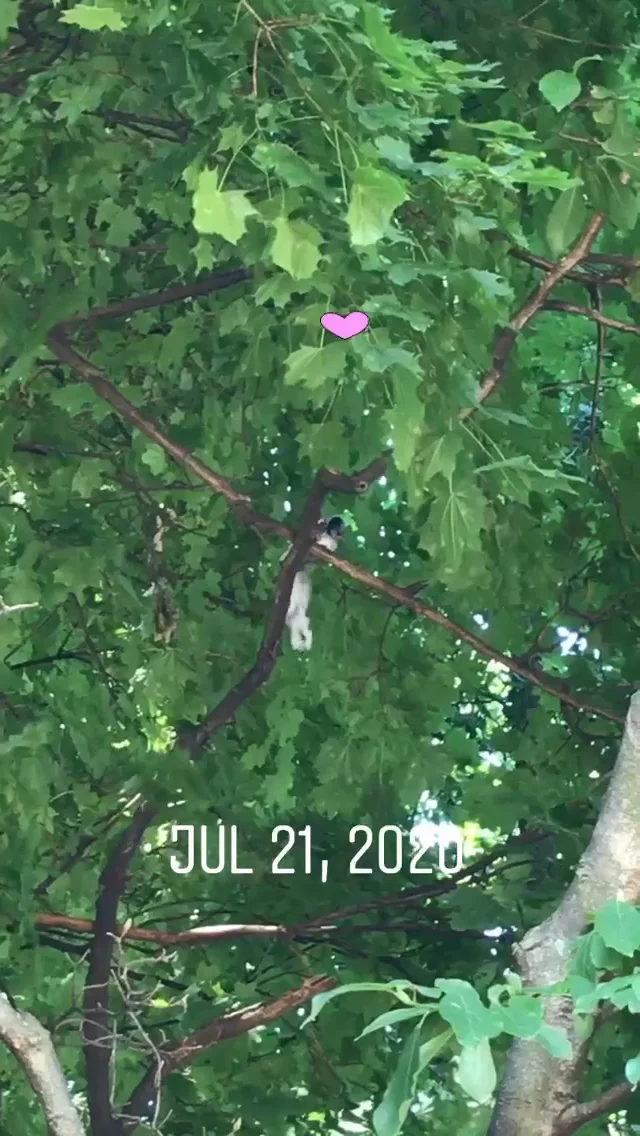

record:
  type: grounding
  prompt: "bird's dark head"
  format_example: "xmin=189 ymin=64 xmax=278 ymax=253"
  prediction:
xmin=324 ymin=515 xmax=345 ymax=539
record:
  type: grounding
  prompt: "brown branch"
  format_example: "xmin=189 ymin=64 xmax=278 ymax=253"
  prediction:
xmin=181 ymin=459 xmax=385 ymax=757
xmin=56 ymin=267 xmax=251 ymax=329
xmin=45 ymin=331 xmax=624 ymax=725
xmin=586 ymin=252 xmax=640 ymax=269
xmin=294 ymin=831 xmax=549 ymax=929
xmin=46 ymin=330 xmax=251 ymax=507
xmin=69 ymin=446 xmax=379 ymax=1132
xmin=120 ymin=974 xmax=335 ymax=1131
xmin=558 ymin=1080 xmax=632 ymax=1133
xmin=462 ymin=212 xmax=606 ymax=419
xmin=96 ymin=109 xmax=189 ymax=140
xmin=543 ymin=299 xmax=640 ymax=336
xmin=32 ymin=911 xmax=513 ymax=945
xmin=35 ymin=913 xmax=290 ymax=944
xmin=32 ymin=833 xmax=544 ymax=949
xmin=507 ymin=246 xmax=626 ymax=288
xmin=82 ymin=805 xmax=155 ymax=1136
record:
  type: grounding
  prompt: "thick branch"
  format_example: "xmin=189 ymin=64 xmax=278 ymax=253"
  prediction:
xmin=558 ymin=1080 xmax=632 ymax=1134
xmin=33 ymin=830 xmax=546 ymax=947
xmin=73 ymin=451 xmax=377 ymax=1131
xmin=33 ymin=912 xmax=509 ymax=945
xmin=121 ymin=975 xmax=335 ymax=1131
xmin=488 ymin=691 xmax=640 ymax=1136
xmin=82 ymin=807 xmax=155 ymax=1136
xmin=462 ymin=212 xmax=606 ymax=419
xmin=0 ymin=995 xmax=86 ymax=1136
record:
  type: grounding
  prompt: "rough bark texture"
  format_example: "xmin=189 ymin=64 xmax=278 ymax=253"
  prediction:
xmin=0 ymin=995 xmax=86 ymax=1136
xmin=488 ymin=690 xmax=640 ymax=1136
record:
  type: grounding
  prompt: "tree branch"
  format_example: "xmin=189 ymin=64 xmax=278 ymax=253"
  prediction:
xmin=558 ymin=1080 xmax=632 ymax=1134
xmin=56 ymin=267 xmax=251 ymax=329
xmin=33 ymin=831 xmax=546 ymax=946
xmin=120 ymin=975 xmax=335 ymax=1132
xmin=507 ymin=245 xmax=626 ymax=288
xmin=0 ymin=994 xmax=86 ymax=1136
xmin=82 ymin=806 xmax=155 ymax=1136
xmin=488 ymin=691 xmax=640 ymax=1136
xmin=46 ymin=329 xmax=251 ymax=507
xmin=45 ymin=330 xmax=624 ymax=725
xmin=543 ymin=299 xmax=640 ymax=336
xmin=182 ymin=457 xmax=385 ymax=757
xmin=73 ymin=453 xmax=379 ymax=1132
xmin=461 ymin=212 xmax=606 ymax=419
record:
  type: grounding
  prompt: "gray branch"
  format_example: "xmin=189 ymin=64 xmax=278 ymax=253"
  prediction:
xmin=489 ymin=690 xmax=640 ymax=1136
xmin=0 ymin=995 xmax=86 ymax=1136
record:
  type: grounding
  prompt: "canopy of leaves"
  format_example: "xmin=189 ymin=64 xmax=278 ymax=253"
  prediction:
xmin=2 ymin=0 xmax=640 ymax=1133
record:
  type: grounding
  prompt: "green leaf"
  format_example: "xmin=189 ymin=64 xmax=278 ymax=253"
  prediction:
xmin=626 ymin=1053 xmax=640 ymax=1085
xmin=217 ymin=124 xmax=248 ymax=153
xmin=497 ymin=995 xmax=543 ymax=1038
xmin=141 ymin=445 xmax=168 ymax=475
xmin=421 ymin=433 xmax=463 ymax=483
xmin=420 ymin=482 xmax=486 ymax=576
xmin=284 ymin=343 xmax=347 ymax=389
xmin=0 ymin=0 xmax=17 ymax=39
xmin=546 ymin=187 xmax=587 ymax=256
xmin=589 ymin=931 xmax=623 ymax=970
xmin=59 ymin=4 xmax=126 ymax=30
xmin=602 ymin=108 xmax=639 ymax=157
xmin=538 ymin=70 xmax=581 ymax=112
xmin=304 ymin=982 xmax=416 ymax=1026
xmin=570 ymin=934 xmax=598 ymax=983
xmin=375 ymin=136 xmax=415 ymax=169
xmin=603 ymin=176 xmax=639 ymax=232
xmin=594 ymin=900 xmax=640 ymax=958
xmin=418 ymin=1026 xmax=454 ymax=1065
xmin=385 ymin=367 xmax=423 ymax=473
xmin=347 ymin=165 xmax=408 ymax=246
xmin=192 ymin=169 xmax=257 ymax=244
xmin=270 ymin=217 xmax=322 ymax=280
xmin=436 ymin=980 xmax=501 ymax=1047
xmin=467 ymin=120 xmax=536 ymax=140
xmin=466 ymin=269 xmax=513 ymax=299
xmin=456 ymin=1038 xmax=497 ymax=1104
xmin=255 ymin=275 xmax=296 ymax=308
xmin=254 ymin=142 xmax=328 ymax=193
xmin=372 ymin=1026 xmax=421 ymax=1136
xmin=357 ymin=1006 xmax=432 ymax=1039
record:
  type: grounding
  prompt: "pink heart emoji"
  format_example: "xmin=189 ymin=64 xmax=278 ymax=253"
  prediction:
xmin=320 ymin=311 xmax=369 ymax=340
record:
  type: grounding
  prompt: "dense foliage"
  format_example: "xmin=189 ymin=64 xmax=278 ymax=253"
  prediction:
xmin=2 ymin=0 xmax=640 ymax=1133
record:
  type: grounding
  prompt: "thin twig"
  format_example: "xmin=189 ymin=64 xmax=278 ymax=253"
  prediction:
xmin=587 ymin=284 xmax=605 ymax=445
xmin=544 ymin=299 xmax=640 ymax=337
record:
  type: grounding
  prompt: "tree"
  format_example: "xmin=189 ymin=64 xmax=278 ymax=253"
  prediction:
xmin=2 ymin=0 xmax=640 ymax=1133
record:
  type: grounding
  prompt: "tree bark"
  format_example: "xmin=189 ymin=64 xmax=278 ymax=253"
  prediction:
xmin=0 ymin=995 xmax=86 ymax=1136
xmin=488 ymin=690 xmax=640 ymax=1135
